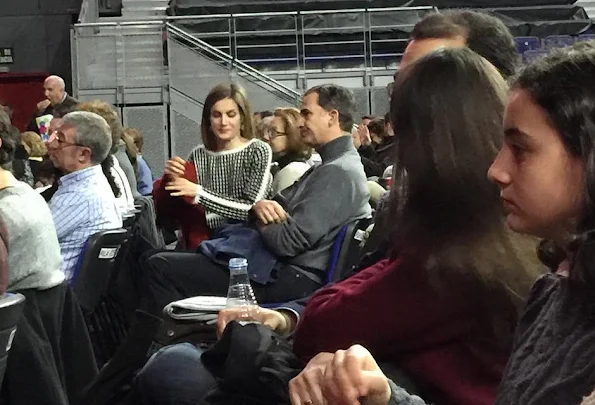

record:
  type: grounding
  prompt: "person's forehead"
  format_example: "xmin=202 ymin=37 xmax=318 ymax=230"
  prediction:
xmin=301 ymin=92 xmax=320 ymax=108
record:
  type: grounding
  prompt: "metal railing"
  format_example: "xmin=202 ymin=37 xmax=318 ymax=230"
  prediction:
xmin=166 ymin=23 xmax=301 ymax=104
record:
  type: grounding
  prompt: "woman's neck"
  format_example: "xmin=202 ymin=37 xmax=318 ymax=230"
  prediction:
xmin=0 ymin=169 xmax=16 ymax=190
xmin=217 ymin=136 xmax=247 ymax=151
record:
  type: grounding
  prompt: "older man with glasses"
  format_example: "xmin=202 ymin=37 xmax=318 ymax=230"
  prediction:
xmin=48 ymin=111 xmax=122 ymax=282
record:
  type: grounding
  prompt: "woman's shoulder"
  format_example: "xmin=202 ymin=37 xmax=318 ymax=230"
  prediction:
xmin=245 ymin=138 xmax=272 ymax=153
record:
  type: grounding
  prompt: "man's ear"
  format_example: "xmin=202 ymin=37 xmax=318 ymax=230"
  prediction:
xmin=328 ymin=109 xmax=339 ymax=128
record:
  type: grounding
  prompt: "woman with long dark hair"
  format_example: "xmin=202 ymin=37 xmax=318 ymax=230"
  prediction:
xmin=153 ymin=83 xmax=272 ymax=249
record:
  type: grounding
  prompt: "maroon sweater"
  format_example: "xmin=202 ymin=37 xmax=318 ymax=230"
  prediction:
xmin=292 ymin=258 xmax=509 ymax=405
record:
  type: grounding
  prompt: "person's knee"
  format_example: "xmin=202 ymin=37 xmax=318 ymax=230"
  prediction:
xmin=135 ymin=343 xmax=203 ymax=393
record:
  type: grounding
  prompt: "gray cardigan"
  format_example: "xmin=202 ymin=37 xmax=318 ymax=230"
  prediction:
xmin=0 ymin=181 xmax=65 ymax=291
xmin=114 ymin=142 xmax=141 ymax=198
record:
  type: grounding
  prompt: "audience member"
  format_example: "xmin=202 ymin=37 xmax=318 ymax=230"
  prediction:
xmin=140 ymin=83 xmax=370 ymax=314
xmin=10 ymin=128 xmax=34 ymax=187
xmin=296 ymin=40 xmax=595 ymax=405
xmin=125 ymin=127 xmax=153 ymax=195
xmin=21 ymin=131 xmax=48 ymax=184
xmin=0 ymin=112 xmax=64 ymax=291
xmin=366 ymin=9 xmax=521 ymax=256
xmin=133 ymin=48 xmax=540 ymax=405
xmin=77 ymin=100 xmax=140 ymax=210
xmin=0 ymin=215 xmax=7 ymax=295
xmin=27 ymin=75 xmax=79 ymax=134
xmin=264 ymin=107 xmax=312 ymax=194
xmin=48 ymin=111 xmax=122 ymax=282
xmin=153 ymin=83 xmax=273 ymax=249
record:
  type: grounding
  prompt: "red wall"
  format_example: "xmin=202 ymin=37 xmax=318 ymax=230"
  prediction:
xmin=0 ymin=72 xmax=48 ymax=132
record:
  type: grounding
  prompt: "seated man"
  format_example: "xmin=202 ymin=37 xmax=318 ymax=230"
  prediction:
xmin=138 ymin=84 xmax=371 ymax=314
xmin=48 ymin=111 xmax=122 ymax=282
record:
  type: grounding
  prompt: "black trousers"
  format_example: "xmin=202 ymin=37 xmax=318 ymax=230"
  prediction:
xmin=139 ymin=251 xmax=321 ymax=316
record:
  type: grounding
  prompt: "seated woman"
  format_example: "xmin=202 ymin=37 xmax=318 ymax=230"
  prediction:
xmin=21 ymin=131 xmax=48 ymax=186
xmin=263 ymin=107 xmax=312 ymax=195
xmin=132 ymin=48 xmax=541 ymax=405
xmin=125 ymin=127 xmax=154 ymax=196
xmin=0 ymin=112 xmax=64 ymax=292
xmin=293 ymin=41 xmax=595 ymax=405
xmin=153 ymin=83 xmax=272 ymax=250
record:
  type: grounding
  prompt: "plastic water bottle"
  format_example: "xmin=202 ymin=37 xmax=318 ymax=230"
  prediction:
xmin=226 ymin=258 xmax=260 ymax=325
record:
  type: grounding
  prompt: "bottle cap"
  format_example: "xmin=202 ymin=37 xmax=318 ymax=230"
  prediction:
xmin=229 ymin=258 xmax=248 ymax=268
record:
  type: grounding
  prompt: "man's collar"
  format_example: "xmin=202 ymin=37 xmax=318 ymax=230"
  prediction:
xmin=58 ymin=164 xmax=100 ymax=186
xmin=316 ymin=134 xmax=354 ymax=162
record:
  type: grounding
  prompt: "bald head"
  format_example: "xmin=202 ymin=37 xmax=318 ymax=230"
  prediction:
xmin=44 ymin=75 xmax=66 ymax=106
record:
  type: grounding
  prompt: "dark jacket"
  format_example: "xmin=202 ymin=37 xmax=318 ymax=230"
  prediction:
xmin=200 ymin=223 xmax=278 ymax=285
xmin=1 ymin=281 xmax=98 ymax=405
xmin=359 ymin=136 xmax=396 ymax=178
xmin=27 ymin=94 xmax=79 ymax=133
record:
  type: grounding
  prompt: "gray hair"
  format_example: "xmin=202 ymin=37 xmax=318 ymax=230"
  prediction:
xmin=62 ymin=111 xmax=112 ymax=164
xmin=45 ymin=75 xmax=65 ymax=90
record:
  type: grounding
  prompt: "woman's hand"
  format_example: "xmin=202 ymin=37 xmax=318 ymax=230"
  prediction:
xmin=289 ymin=352 xmax=336 ymax=405
xmin=165 ymin=156 xmax=186 ymax=178
xmin=165 ymin=177 xmax=199 ymax=198
xmin=289 ymin=345 xmax=391 ymax=405
xmin=321 ymin=345 xmax=391 ymax=405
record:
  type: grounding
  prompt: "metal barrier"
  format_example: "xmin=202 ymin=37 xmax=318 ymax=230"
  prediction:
xmin=70 ymin=7 xmax=437 ymax=170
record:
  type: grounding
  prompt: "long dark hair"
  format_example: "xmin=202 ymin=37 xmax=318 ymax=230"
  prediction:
xmin=389 ymin=47 xmax=540 ymax=347
xmin=512 ymin=42 xmax=595 ymax=287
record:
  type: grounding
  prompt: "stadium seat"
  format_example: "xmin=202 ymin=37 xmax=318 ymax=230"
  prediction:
xmin=523 ymin=49 xmax=548 ymax=64
xmin=543 ymin=35 xmax=574 ymax=49
xmin=326 ymin=217 xmax=374 ymax=283
xmin=577 ymin=34 xmax=595 ymax=43
xmin=73 ymin=228 xmax=130 ymax=366
xmin=0 ymin=293 xmax=25 ymax=388
xmin=514 ymin=37 xmax=541 ymax=54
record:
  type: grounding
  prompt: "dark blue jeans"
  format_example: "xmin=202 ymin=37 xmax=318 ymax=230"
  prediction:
xmin=133 ymin=343 xmax=217 ymax=405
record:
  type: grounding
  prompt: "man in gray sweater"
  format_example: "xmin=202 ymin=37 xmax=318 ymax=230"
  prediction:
xmin=139 ymin=84 xmax=371 ymax=314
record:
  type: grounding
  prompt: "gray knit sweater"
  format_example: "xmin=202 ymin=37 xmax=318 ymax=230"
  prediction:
xmin=0 ymin=181 xmax=65 ymax=291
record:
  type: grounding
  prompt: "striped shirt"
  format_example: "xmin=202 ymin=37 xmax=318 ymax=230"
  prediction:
xmin=49 ymin=165 xmax=122 ymax=281
xmin=190 ymin=139 xmax=272 ymax=230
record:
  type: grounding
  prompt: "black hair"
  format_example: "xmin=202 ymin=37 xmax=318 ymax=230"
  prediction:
xmin=511 ymin=41 xmax=595 ymax=287
xmin=412 ymin=10 xmax=519 ymax=78
xmin=304 ymin=84 xmax=356 ymax=132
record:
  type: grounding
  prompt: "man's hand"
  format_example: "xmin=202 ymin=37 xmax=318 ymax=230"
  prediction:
xmin=216 ymin=307 xmax=294 ymax=337
xmin=37 ymin=99 xmax=51 ymax=112
xmin=164 ymin=156 xmax=186 ymax=179
xmin=165 ymin=177 xmax=199 ymax=198
xmin=252 ymin=200 xmax=288 ymax=225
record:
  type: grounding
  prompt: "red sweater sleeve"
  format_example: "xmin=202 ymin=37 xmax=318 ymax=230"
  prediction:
xmin=153 ymin=162 xmax=209 ymax=249
xmin=292 ymin=258 xmax=474 ymax=361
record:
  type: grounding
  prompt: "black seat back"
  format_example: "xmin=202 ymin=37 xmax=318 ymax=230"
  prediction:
xmin=330 ymin=217 xmax=373 ymax=283
xmin=73 ymin=229 xmax=129 ymax=313
xmin=0 ymin=293 xmax=26 ymax=388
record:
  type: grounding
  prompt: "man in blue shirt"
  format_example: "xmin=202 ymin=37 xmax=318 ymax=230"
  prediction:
xmin=48 ymin=111 xmax=122 ymax=281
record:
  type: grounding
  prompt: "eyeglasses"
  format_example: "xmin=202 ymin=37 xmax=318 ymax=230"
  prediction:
xmin=50 ymin=131 xmax=87 ymax=149
xmin=263 ymin=129 xmax=287 ymax=140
